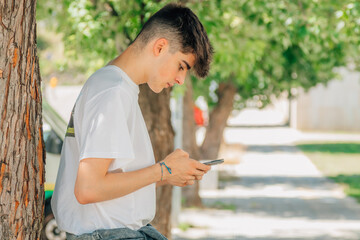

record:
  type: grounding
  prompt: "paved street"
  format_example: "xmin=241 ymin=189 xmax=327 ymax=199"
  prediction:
xmin=173 ymin=127 xmax=360 ymax=240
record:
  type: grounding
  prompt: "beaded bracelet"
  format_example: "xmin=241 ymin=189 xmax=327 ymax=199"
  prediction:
xmin=160 ymin=162 xmax=172 ymax=181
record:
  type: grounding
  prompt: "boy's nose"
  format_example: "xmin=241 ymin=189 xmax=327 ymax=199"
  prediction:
xmin=175 ymin=74 xmax=186 ymax=85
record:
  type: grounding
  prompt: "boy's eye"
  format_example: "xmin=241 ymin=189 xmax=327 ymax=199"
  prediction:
xmin=179 ymin=64 xmax=184 ymax=71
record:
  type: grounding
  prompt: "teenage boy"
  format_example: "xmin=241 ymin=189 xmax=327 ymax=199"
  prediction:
xmin=51 ymin=3 xmax=213 ymax=240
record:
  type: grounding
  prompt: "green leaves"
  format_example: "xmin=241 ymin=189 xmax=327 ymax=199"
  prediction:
xmin=37 ymin=0 xmax=171 ymax=75
xmin=187 ymin=0 xmax=359 ymax=110
xmin=37 ymin=0 xmax=360 ymax=109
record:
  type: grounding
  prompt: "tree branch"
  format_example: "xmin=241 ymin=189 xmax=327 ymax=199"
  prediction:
xmin=104 ymin=1 xmax=119 ymax=17
xmin=123 ymin=27 xmax=133 ymax=44
xmin=89 ymin=0 xmax=97 ymax=8
xmin=139 ymin=1 xmax=145 ymax=26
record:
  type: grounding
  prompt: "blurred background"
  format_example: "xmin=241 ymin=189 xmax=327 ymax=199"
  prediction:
xmin=36 ymin=1 xmax=360 ymax=240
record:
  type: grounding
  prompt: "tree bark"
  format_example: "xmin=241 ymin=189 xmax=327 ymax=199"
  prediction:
xmin=0 ymin=0 xmax=45 ymax=239
xmin=200 ymin=82 xmax=237 ymax=159
xmin=138 ymin=84 xmax=174 ymax=239
xmin=181 ymin=78 xmax=202 ymax=208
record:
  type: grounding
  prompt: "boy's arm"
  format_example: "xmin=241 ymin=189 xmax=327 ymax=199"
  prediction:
xmin=74 ymin=158 xmax=161 ymax=204
xmin=74 ymin=149 xmax=210 ymax=204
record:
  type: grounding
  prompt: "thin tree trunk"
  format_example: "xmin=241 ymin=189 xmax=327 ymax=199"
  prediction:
xmin=138 ymin=84 xmax=174 ymax=239
xmin=181 ymin=81 xmax=237 ymax=207
xmin=200 ymin=82 xmax=237 ymax=159
xmin=181 ymin=78 xmax=202 ymax=207
xmin=0 ymin=0 xmax=45 ymax=239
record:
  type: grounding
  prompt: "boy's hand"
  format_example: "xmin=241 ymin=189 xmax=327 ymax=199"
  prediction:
xmin=160 ymin=149 xmax=211 ymax=187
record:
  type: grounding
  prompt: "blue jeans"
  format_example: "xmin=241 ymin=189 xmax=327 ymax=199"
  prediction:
xmin=66 ymin=224 xmax=168 ymax=240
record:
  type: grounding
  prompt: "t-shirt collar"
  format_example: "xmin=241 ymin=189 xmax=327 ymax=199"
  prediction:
xmin=108 ymin=65 xmax=140 ymax=95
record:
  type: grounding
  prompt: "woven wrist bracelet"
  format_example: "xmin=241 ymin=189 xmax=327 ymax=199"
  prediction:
xmin=160 ymin=162 xmax=172 ymax=181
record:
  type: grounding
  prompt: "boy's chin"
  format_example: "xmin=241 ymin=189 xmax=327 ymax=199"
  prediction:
xmin=148 ymin=83 xmax=163 ymax=93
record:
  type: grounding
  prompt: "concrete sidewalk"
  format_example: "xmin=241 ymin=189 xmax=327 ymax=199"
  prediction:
xmin=172 ymin=127 xmax=360 ymax=240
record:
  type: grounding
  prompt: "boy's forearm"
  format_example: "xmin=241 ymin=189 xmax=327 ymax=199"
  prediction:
xmin=77 ymin=163 xmax=161 ymax=204
xmin=75 ymin=149 xmax=210 ymax=204
xmin=104 ymin=164 xmax=161 ymax=199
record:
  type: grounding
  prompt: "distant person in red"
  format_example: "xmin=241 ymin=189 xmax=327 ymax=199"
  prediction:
xmin=194 ymin=105 xmax=204 ymax=126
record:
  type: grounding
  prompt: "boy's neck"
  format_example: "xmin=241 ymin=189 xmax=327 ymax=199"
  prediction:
xmin=109 ymin=44 xmax=149 ymax=86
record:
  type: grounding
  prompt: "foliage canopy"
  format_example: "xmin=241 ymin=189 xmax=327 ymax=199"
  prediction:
xmin=37 ymin=0 xmax=360 ymax=108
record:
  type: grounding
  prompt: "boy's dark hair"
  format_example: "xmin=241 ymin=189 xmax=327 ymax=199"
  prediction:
xmin=134 ymin=3 xmax=213 ymax=78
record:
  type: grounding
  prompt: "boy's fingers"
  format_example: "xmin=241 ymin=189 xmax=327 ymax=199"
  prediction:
xmin=193 ymin=169 xmax=206 ymax=176
xmin=195 ymin=175 xmax=202 ymax=180
xmin=187 ymin=180 xmax=195 ymax=185
xmin=186 ymin=175 xmax=196 ymax=180
xmin=191 ymin=159 xmax=211 ymax=171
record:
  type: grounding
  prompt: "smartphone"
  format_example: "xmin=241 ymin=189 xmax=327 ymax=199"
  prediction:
xmin=201 ymin=159 xmax=224 ymax=166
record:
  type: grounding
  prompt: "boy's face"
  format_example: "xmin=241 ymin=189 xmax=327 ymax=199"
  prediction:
xmin=147 ymin=41 xmax=196 ymax=93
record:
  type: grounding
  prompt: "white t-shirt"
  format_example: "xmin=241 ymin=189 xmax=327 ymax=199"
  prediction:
xmin=51 ymin=65 xmax=156 ymax=235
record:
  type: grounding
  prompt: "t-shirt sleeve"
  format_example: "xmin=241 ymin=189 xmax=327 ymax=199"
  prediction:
xmin=77 ymin=88 xmax=135 ymax=169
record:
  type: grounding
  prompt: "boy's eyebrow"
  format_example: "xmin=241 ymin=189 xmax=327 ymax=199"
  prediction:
xmin=182 ymin=60 xmax=191 ymax=70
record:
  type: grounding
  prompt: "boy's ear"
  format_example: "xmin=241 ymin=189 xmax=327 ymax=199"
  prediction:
xmin=153 ymin=38 xmax=168 ymax=56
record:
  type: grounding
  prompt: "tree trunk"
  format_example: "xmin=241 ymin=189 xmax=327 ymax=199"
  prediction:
xmin=0 ymin=1 xmax=45 ymax=239
xmin=200 ymin=82 xmax=237 ymax=159
xmin=181 ymin=78 xmax=202 ymax=208
xmin=138 ymin=84 xmax=174 ymax=239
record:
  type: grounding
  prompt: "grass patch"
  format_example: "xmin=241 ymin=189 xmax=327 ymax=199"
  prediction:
xmin=178 ymin=222 xmax=194 ymax=232
xmin=329 ymin=175 xmax=360 ymax=202
xmin=297 ymin=143 xmax=360 ymax=154
xmin=297 ymin=142 xmax=360 ymax=203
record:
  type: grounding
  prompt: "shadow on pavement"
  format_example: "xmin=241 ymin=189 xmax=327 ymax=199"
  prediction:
xmin=219 ymin=176 xmax=340 ymax=190
xmin=202 ymin=195 xmax=360 ymax=221
xmin=202 ymin=175 xmax=360 ymax=221
xmin=246 ymin=145 xmax=301 ymax=153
